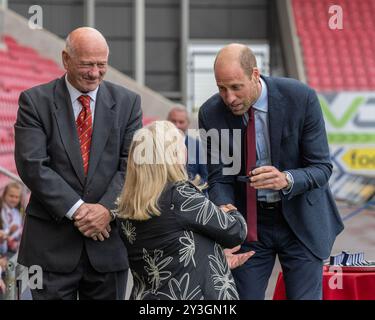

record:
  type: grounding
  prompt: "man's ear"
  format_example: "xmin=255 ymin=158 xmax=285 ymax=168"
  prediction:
xmin=252 ymin=67 xmax=260 ymax=81
xmin=62 ymin=50 xmax=69 ymax=70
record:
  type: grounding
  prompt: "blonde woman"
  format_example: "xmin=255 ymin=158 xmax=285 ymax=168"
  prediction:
xmin=118 ymin=121 xmax=253 ymax=300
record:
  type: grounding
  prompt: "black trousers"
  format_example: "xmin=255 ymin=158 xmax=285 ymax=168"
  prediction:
xmin=231 ymin=203 xmax=323 ymax=300
xmin=31 ymin=247 xmax=127 ymax=300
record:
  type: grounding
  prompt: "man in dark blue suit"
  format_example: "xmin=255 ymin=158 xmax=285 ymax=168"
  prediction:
xmin=168 ymin=106 xmax=208 ymax=183
xmin=198 ymin=44 xmax=344 ymax=299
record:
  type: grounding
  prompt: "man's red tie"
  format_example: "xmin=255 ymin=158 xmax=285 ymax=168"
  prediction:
xmin=77 ymin=95 xmax=92 ymax=176
xmin=245 ymin=107 xmax=258 ymax=241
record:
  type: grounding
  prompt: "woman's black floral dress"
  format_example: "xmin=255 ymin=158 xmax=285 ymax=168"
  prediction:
xmin=119 ymin=181 xmax=247 ymax=300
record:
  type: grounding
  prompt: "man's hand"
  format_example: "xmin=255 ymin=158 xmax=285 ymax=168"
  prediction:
xmin=224 ymin=245 xmax=255 ymax=269
xmin=249 ymin=166 xmax=288 ymax=190
xmin=91 ymin=225 xmax=112 ymax=242
xmin=73 ymin=203 xmax=111 ymax=240
xmin=73 ymin=203 xmax=91 ymax=221
xmin=220 ymin=204 xmax=238 ymax=213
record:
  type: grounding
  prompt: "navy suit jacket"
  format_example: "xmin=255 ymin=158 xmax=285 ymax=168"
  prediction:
xmin=198 ymin=76 xmax=344 ymax=259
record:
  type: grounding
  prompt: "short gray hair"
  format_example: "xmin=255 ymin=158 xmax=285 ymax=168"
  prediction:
xmin=167 ymin=105 xmax=189 ymax=121
xmin=239 ymin=47 xmax=257 ymax=77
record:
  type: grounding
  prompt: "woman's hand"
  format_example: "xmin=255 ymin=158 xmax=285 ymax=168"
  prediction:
xmin=220 ymin=204 xmax=238 ymax=213
xmin=224 ymin=245 xmax=255 ymax=269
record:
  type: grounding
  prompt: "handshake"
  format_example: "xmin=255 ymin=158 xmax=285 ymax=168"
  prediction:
xmin=73 ymin=203 xmax=113 ymax=241
xmin=220 ymin=204 xmax=256 ymax=269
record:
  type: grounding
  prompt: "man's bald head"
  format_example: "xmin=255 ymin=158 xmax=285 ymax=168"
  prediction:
xmin=65 ymin=27 xmax=109 ymax=57
xmin=62 ymin=27 xmax=109 ymax=93
xmin=213 ymin=43 xmax=261 ymax=116
xmin=214 ymin=43 xmax=257 ymax=77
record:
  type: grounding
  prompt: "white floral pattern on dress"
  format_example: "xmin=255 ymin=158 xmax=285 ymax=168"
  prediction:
xmin=121 ymin=220 xmax=136 ymax=244
xmin=176 ymin=184 xmax=235 ymax=229
xmin=143 ymin=248 xmax=173 ymax=293
xmin=208 ymin=243 xmax=239 ymax=300
xmin=164 ymin=273 xmax=203 ymax=300
xmin=131 ymin=271 xmax=150 ymax=300
xmin=121 ymin=181 xmax=243 ymax=300
xmin=179 ymin=231 xmax=196 ymax=267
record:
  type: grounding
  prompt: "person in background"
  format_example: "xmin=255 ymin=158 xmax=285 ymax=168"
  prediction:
xmin=167 ymin=106 xmax=208 ymax=184
xmin=0 ymin=182 xmax=24 ymax=254
xmin=118 ymin=120 xmax=254 ymax=300
xmin=0 ymin=215 xmax=8 ymax=257
xmin=0 ymin=217 xmax=8 ymax=297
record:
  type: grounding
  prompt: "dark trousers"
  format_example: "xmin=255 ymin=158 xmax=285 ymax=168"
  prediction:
xmin=31 ymin=247 xmax=127 ymax=300
xmin=232 ymin=203 xmax=323 ymax=300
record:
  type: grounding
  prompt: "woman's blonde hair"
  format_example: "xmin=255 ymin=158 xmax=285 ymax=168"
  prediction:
xmin=117 ymin=121 xmax=188 ymax=220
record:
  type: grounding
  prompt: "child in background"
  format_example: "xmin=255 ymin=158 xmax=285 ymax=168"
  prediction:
xmin=0 ymin=214 xmax=7 ymax=256
xmin=0 ymin=182 xmax=24 ymax=254
xmin=0 ymin=217 xmax=7 ymax=296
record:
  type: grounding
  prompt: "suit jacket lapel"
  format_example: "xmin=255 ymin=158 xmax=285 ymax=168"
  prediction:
xmin=53 ymin=77 xmax=85 ymax=186
xmin=85 ymin=82 xmax=116 ymax=185
xmin=263 ymin=76 xmax=286 ymax=168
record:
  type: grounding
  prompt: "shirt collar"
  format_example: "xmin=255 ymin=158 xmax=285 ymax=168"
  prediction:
xmin=65 ymin=74 xmax=99 ymax=105
xmin=252 ymin=77 xmax=268 ymax=113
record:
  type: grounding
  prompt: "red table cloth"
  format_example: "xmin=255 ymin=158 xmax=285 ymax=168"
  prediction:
xmin=273 ymin=266 xmax=375 ymax=300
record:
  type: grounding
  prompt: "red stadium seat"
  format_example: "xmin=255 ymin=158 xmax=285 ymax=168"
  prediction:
xmin=142 ymin=117 xmax=158 ymax=126
xmin=292 ymin=0 xmax=375 ymax=91
xmin=0 ymin=36 xmax=65 ymax=175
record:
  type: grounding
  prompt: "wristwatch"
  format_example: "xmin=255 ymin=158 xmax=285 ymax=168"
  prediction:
xmin=283 ymin=171 xmax=293 ymax=191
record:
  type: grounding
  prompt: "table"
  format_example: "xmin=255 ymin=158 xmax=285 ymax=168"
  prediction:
xmin=273 ymin=266 xmax=375 ymax=300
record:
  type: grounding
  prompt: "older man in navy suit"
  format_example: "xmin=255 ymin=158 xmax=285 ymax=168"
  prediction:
xmin=199 ymin=43 xmax=344 ymax=300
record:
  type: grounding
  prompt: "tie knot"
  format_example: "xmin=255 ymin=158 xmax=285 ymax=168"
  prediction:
xmin=78 ymin=95 xmax=91 ymax=109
